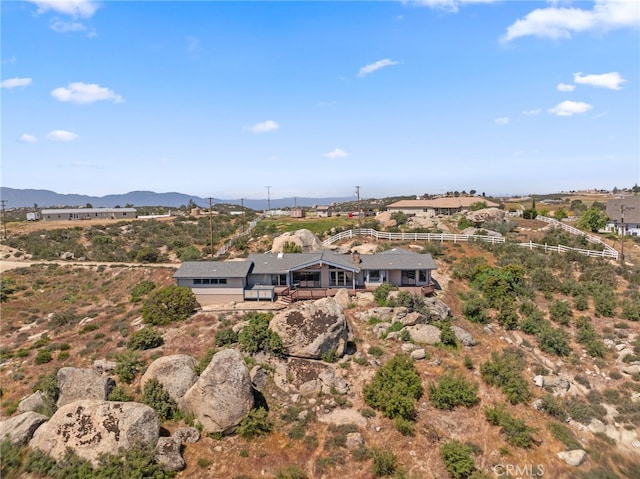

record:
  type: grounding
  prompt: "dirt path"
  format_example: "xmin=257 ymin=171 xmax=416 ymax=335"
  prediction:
xmin=0 ymin=258 xmax=178 ymax=274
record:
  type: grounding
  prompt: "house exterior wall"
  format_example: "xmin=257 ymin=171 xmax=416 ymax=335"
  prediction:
xmin=42 ymin=209 xmax=136 ymax=221
xmin=606 ymin=221 xmax=640 ymax=236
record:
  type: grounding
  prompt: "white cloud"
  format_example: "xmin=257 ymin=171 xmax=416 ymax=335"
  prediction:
xmin=522 ymin=108 xmax=542 ymax=115
xmin=324 ymin=148 xmax=349 ymax=159
xmin=358 ymin=59 xmax=400 ymax=77
xmin=574 ymin=71 xmax=626 ymax=90
xmin=28 ymin=0 xmax=99 ymax=18
xmin=50 ymin=19 xmax=87 ymax=33
xmin=548 ymin=100 xmax=593 ymax=116
xmin=246 ymin=120 xmax=280 ymax=133
xmin=51 ymin=82 xmax=124 ymax=104
xmin=410 ymin=0 xmax=499 ymax=13
xmin=1 ymin=77 xmax=32 ymax=89
xmin=46 ymin=130 xmax=79 ymax=141
xmin=557 ymin=83 xmax=575 ymax=92
xmin=502 ymin=0 xmax=640 ymax=42
xmin=494 ymin=117 xmax=510 ymax=125
xmin=19 ymin=133 xmax=38 ymax=143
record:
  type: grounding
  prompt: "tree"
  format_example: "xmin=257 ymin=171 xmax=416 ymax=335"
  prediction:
xmin=85 ymin=202 xmax=93 ymax=208
xmin=142 ymin=285 xmax=199 ymax=325
xmin=576 ymin=207 xmax=608 ymax=233
xmin=390 ymin=211 xmax=408 ymax=226
xmin=554 ymin=208 xmax=568 ymax=220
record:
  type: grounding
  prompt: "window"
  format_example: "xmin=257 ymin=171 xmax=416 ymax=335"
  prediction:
xmin=368 ymin=270 xmax=381 ymax=282
xmin=271 ymin=274 xmax=287 ymax=286
xmin=193 ymin=278 xmax=227 ymax=285
xmin=418 ymin=270 xmax=428 ymax=283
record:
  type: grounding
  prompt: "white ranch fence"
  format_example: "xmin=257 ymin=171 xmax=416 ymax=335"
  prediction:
xmin=321 ymin=225 xmax=619 ymax=260
xmin=214 ymin=213 xmax=266 ymax=257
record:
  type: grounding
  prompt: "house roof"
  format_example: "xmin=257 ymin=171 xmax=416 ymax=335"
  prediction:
xmin=247 ymin=251 xmax=361 ymax=274
xmin=360 ymin=248 xmax=437 ymax=270
xmin=387 ymin=198 xmax=499 ymax=209
xmin=606 ymin=196 xmax=640 ymax=224
xmin=41 ymin=208 xmax=136 ymax=214
xmin=173 ymin=260 xmax=253 ymax=278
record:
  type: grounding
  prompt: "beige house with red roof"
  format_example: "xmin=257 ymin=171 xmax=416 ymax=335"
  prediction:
xmin=387 ymin=197 xmax=499 ymax=216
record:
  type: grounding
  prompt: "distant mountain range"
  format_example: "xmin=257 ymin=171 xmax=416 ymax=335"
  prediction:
xmin=0 ymin=187 xmax=353 ymax=210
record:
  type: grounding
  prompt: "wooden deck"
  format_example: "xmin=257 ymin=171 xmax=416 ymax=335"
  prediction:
xmin=278 ymin=284 xmax=435 ymax=303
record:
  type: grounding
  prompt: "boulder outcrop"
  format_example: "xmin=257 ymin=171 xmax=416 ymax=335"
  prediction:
xmin=56 ymin=367 xmax=115 ymax=408
xmin=180 ymin=349 xmax=254 ymax=435
xmin=405 ymin=324 xmax=441 ymax=345
xmin=141 ymin=354 xmax=198 ymax=403
xmin=29 ymin=400 xmax=159 ymax=465
xmin=271 ymin=229 xmax=323 ymax=253
xmin=0 ymin=411 xmax=48 ymax=445
xmin=269 ymin=297 xmax=350 ymax=359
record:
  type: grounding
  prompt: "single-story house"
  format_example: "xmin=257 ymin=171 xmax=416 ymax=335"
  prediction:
xmin=606 ymin=196 xmax=640 ymax=236
xmin=174 ymin=248 xmax=437 ymax=304
xmin=41 ymin=207 xmax=137 ymax=221
xmin=387 ymin=198 xmax=499 ymax=216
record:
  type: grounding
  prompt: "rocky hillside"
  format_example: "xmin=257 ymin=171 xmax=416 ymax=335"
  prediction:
xmin=1 ymin=234 xmax=639 ymax=479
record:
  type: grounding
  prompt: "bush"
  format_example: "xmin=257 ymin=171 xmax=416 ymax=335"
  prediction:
xmin=238 ymin=312 xmax=285 ymax=357
xmin=374 ymin=283 xmax=398 ymax=306
xmin=440 ymin=440 xmax=477 ymax=479
xmin=484 ymin=405 xmax=535 ymax=448
xmin=142 ymin=285 xmax=199 ymax=325
xmin=549 ymin=300 xmax=572 ymax=325
xmin=130 ymin=280 xmax=156 ymax=303
xmin=480 ymin=349 xmax=530 ymax=404
xmin=114 ymin=350 xmax=145 ymax=384
xmin=438 ymin=319 xmax=458 ymax=347
xmin=538 ymin=325 xmax=571 ymax=357
xmin=1 ymin=439 xmax=23 ymax=479
xmin=363 ymin=354 xmax=422 ymax=421
xmin=274 ymin=465 xmax=308 ymax=479
xmin=34 ymin=349 xmax=52 ymax=365
xmin=461 ymin=294 xmax=490 ymax=324
xmin=237 ymin=408 xmax=273 ymax=438
xmin=214 ymin=328 xmax=238 ymax=347
xmin=539 ymin=394 xmax=567 ymax=421
xmin=547 ymin=421 xmax=582 ymax=450
xmin=429 ymin=372 xmax=479 ymax=410
xmin=108 ymin=385 xmax=133 ymax=402
xmin=141 ymin=378 xmax=177 ymax=421
xmin=128 ymin=328 xmax=164 ymax=350
xmin=371 ymin=448 xmax=397 ymax=477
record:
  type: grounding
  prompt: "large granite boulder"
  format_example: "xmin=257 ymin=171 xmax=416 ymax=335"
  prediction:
xmin=452 ymin=325 xmax=476 ymax=346
xmin=405 ymin=324 xmax=441 ymax=345
xmin=56 ymin=367 xmax=115 ymax=408
xmin=29 ymin=400 xmax=159 ymax=465
xmin=271 ymin=229 xmax=323 ymax=253
xmin=424 ymin=298 xmax=451 ymax=321
xmin=155 ymin=437 xmax=184 ymax=471
xmin=269 ymin=297 xmax=350 ymax=359
xmin=0 ymin=411 xmax=48 ymax=445
xmin=141 ymin=355 xmax=198 ymax=403
xmin=18 ymin=391 xmax=47 ymax=413
xmin=180 ymin=349 xmax=254 ymax=435
xmin=464 ymin=207 xmax=505 ymax=224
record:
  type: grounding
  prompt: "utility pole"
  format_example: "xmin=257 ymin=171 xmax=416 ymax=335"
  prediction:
xmin=208 ymin=197 xmax=214 ymax=259
xmin=355 ymin=186 xmax=361 ymax=233
xmin=265 ymin=186 xmax=271 ymax=216
xmin=241 ymin=198 xmax=245 ymax=232
xmin=0 ymin=200 xmax=7 ymax=240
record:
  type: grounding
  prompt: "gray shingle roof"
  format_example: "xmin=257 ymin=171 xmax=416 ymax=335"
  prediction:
xmin=247 ymin=251 xmax=361 ymax=274
xmin=606 ymin=197 xmax=640 ymax=224
xmin=173 ymin=260 xmax=253 ymax=278
xmin=360 ymin=248 xmax=437 ymax=270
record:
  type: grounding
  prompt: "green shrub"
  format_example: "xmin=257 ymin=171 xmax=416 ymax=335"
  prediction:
xmin=538 ymin=325 xmax=571 ymax=357
xmin=429 ymin=372 xmax=479 ymax=410
xmin=549 ymin=300 xmax=572 ymax=325
xmin=238 ymin=312 xmax=285 ymax=357
xmin=480 ymin=349 xmax=530 ymax=404
xmin=108 ymin=385 xmax=133 ymax=402
xmin=368 ymin=346 xmax=383 ymax=357
xmin=440 ymin=440 xmax=477 ymax=479
xmin=128 ymin=327 xmax=164 ymax=350
xmin=114 ymin=350 xmax=145 ymax=384
xmin=371 ymin=448 xmax=397 ymax=477
xmin=373 ymin=283 xmax=397 ymax=306
xmin=79 ymin=323 xmax=99 ymax=334
xmin=141 ymin=378 xmax=176 ymax=421
xmin=237 ymin=408 xmax=273 ymax=438
xmin=0 ymin=438 xmax=23 ymax=479
xmin=130 ymin=280 xmax=156 ymax=302
xmin=34 ymin=349 xmax=52 ymax=365
xmin=214 ymin=328 xmax=238 ymax=347
xmin=363 ymin=354 xmax=422 ymax=421
xmin=485 ymin=405 xmax=535 ymax=448
xmin=438 ymin=319 xmax=458 ymax=348
xmin=142 ymin=285 xmax=198 ymax=325
xmin=274 ymin=465 xmax=308 ymax=479
xmin=394 ymin=416 xmax=415 ymax=436
xmin=539 ymin=394 xmax=567 ymax=421
xmin=463 ymin=355 xmax=474 ymax=370
xmin=547 ymin=421 xmax=582 ymax=450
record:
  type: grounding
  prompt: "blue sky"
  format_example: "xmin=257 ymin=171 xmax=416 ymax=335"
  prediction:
xmin=2 ymin=0 xmax=639 ymax=200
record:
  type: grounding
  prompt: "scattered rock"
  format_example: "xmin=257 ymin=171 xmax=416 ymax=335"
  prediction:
xmin=464 ymin=207 xmax=505 ymax=224
xmin=622 ymin=364 xmax=640 ymax=375
xmin=333 ymin=288 xmax=351 ymax=309
xmin=543 ymin=375 xmax=571 ymax=394
xmin=533 ymin=376 xmax=545 ymax=387
xmin=18 ymin=391 xmax=46 ymax=414
xmin=557 ymin=449 xmax=586 ymax=467
xmin=232 ymin=321 xmax=249 ymax=334
xmin=401 ymin=343 xmax=420 ymax=353
xmin=318 ymin=368 xmax=350 ymax=395
xmin=56 ymin=367 xmax=115 ymax=408
xmin=172 ymin=427 xmax=200 ymax=444
xmin=270 ymin=297 xmax=350 ymax=360
xmin=424 ymin=298 xmax=451 ymax=321
xmin=405 ymin=324 xmax=441 ymax=345
xmin=373 ymin=322 xmax=392 ymax=338
xmin=0 ymin=411 xmax=48 ymax=445
xmin=359 ymin=307 xmax=394 ymax=323
xmin=29 ymin=400 xmax=159 ymax=466
xmin=60 ymin=251 xmax=74 ymax=260
xmin=346 ymin=432 xmax=365 ymax=449
xmin=401 ymin=311 xmax=428 ymax=327
xmin=180 ymin=349 xmax=254 ymax=435
xmin=250 ymin=365 xmax=268 ymax=391
xmin=410 ymin=349 xmax=426 ymax=360
xmin=589 ymin=418 xmax=606 ymax=434
xmin=532 ymin=399 xmax=544 ymax=411
xmin=155 ymin=437 xmax=185 ymax=471
xmin=93 ymin=359 xmax=116 ymax=373
xmin=451 ymin=325 xmax=475 ymax=346
xmin=316 ymin=408 xmax=367 ymax=427
xmin=141 ymin=355 xmax=198 ymax=403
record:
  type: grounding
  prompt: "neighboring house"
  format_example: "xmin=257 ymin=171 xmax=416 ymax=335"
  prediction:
xmin=314 ymin=205 xmax=332 ymax=217
xmin=41 ymin=207 xmax=137 ymax=221
xmin=174 ymin=248 xmax=437 ymax=304
xmin=387 ymin=197 xmax=499 ymax=216
xmin=606 ymin=196 xmax=640 ymax=236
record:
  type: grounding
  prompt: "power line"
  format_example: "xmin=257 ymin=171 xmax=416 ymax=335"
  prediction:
xmin=209 ymin=197 xmax=214 ymax=259
xmin=265 ymin=186 xmax=271 ymax=215
xmin=0 ymin=200 xmax=7 ymax=240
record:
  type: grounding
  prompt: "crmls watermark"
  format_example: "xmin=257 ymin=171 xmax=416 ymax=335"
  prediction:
xmin=493 ymin=463 xmax=545 ymax=477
